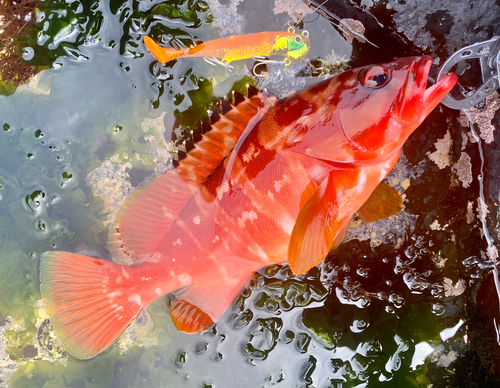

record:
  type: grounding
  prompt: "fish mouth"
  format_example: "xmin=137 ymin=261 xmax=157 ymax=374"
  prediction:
xmin=399 ymin=56 xmax=457 ymax=123
xmin=415 ymin=56 xmax=458 ymax=120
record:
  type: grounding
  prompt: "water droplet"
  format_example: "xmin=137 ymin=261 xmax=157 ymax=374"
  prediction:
xmin=174 ymin=351 xmax=188 ymax=368
xmin=432 ymin=303 xmax=446 ymax=315
xmin=194 ymin=342 xmax=208 ymax=354
xmin=22 ymin=46 xmax=35 ymax=61
xmin=295 ymin=332 xmax=311 ymax=353
xmin=389 ymin=293 xmax=405 ymax=308
xmin=280 ymin=330 xmax=295 ymax=344
xmin=25 ymin=190 xmax=45 ymax=213
xmin=350 ymin=319 xmax=369 ymax=333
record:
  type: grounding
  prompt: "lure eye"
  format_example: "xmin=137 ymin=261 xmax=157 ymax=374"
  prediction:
xmin=294 ymin=36 xmax=302 ymax=44
xmin=358 ymin=65 xmax=391 ymax=89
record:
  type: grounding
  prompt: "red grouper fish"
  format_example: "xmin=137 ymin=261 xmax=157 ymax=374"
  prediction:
xmin=40 ymin=56 xmax=457 ymax=359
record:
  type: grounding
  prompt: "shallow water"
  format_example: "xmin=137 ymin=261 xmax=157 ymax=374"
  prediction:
xmin=1 ymin=0 xmax=499 ymax=387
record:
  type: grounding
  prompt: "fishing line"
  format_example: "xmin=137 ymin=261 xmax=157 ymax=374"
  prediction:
xmin=304 ymin=0 xmax=379 ymax=49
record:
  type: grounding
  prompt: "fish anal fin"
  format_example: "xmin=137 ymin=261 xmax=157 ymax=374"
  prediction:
xmin=171 ymin=258 xmax=257 ymax=327
xmin=358 ymin=182 xmax=402 ymax=223
xmin=40 ymin=252 xmax=146 ymax=359
xmin=110 ymin=172 xmax=197 ymax=264
xmin=169 ymin=298 xmax=214 ymax=334
xmin=288 ymin=174 xmax=339 ymax=275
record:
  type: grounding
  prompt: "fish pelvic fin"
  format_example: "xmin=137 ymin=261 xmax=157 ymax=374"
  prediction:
xmin=144 ymin=36 xmax=185 ymax=65
xmin=40 ymin=252 xmax=146 ymax=359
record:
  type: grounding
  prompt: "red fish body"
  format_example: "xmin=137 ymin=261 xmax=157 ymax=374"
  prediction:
xmin=41 ymin=56 xmax=457 ymax=359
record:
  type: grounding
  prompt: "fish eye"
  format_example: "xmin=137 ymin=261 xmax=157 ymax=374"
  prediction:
xmin=294 ymin=36 xmax=302 ymax=44
xmin=358 ymin=65 xmax=391 ymax=89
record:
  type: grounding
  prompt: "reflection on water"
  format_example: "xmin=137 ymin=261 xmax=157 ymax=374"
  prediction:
xmin=0 ymin=0 xmax=498 ymax=386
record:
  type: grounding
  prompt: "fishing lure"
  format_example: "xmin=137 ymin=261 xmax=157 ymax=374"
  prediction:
xmin=144 ymin=28 xmax=310 ymax=66
xmin=40 ymin=56 xmax=457 ymax=359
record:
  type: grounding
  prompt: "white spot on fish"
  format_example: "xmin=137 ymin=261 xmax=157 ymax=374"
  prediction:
xmin=173 ymin=238 xmax=182 ymax=246
xmin=273 ymin=173 xmax=291 ymax=193
xmin=108 ymin=291 xmax=122 ymax=299
xmin=116 ymin=306 xmax=123 ymax=311
xmin=155 ymin=287 xmax=163 ymax=296
xmin=128 ymin=294 xmax=142 ymax=306
xmin=238 ymin=210 xmax=258 ymax=227
xmin=110 ymin=304 xmax=117 ymax=308
xmin=122 ymin=268 xmax=130 ymax=279
xmin=217 ymin=181 xmax=229 ymax=200
xmin=149 ymin=252 xmax=162 ymax=263
xmin=170 ymin=270 xmax=176 ymax=277
xmin=280 ymin=214 xmax=295 ymax=234
xmin=357 ymin=171 xmax=367 ymax=191
xmin=118 ymin=316 xmax=123 ymax=321
xmin=115 ymin=276 xmax=122 ymax=284
xmin=267 ymin=190 xmax=274 ymax=200
xmin=213 ymin=235 xmax=220 ymax=244
xmin=193 ymin=216 xmax=201 ymax=225
xmin=177 ymin=273 xmax=192 ymax=286
xmin=161 ymin=207 xmax=172 ymax=219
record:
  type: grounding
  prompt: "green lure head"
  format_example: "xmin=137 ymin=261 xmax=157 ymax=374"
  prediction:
xmin=271 ymin=28 xmax=311 ymax=66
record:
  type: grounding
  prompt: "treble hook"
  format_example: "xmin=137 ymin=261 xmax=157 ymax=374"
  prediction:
xmin=251 ymin=57 xmax=288 ymax=77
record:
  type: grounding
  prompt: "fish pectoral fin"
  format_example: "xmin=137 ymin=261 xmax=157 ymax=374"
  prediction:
xmin=329 ymin=217 xmax=352 ymax=253
xmin=358 ymin=182 xmax=402 ymax=223
xmin=288 ymin=173 xmax=339 ymax=275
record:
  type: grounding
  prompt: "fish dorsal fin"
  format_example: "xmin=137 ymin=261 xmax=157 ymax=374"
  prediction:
xmin=176 ymin=86 xmax=273 ymax=185
xmin=288 ymin=172 xmax=339 ymax=275
xmin=109 ymin=86 xmax=272 ymax=265
xmin=358 ymin=182 xmax=402 ymax=223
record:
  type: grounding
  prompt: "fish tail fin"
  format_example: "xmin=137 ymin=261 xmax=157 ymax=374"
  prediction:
xmin=144 ymin=36 xmax=184 ymax=65
xmin=40 ymin=251 xmax=145 ymax=359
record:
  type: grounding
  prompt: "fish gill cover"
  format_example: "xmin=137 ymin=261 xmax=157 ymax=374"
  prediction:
xmin=0 ymin=0 xmax=500 ymax=387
